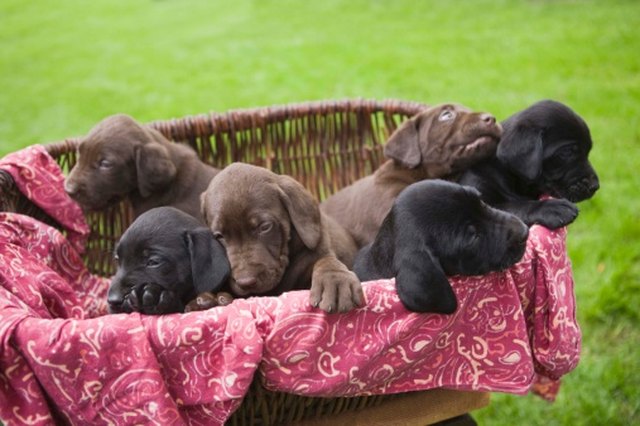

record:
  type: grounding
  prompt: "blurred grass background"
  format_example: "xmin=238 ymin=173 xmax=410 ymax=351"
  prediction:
xmin=1 ymin=0 xmax=638 ymax=424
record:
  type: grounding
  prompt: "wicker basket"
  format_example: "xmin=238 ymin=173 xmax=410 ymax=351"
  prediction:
xmin=0 ymin=99 xmax=490 ymax=425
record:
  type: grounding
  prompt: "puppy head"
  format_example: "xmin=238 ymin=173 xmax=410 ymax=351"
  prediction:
xmin=497 ymin=100 xmax=600 ymax=202
xmin=399 ymin=180 xmax=529 ymax=277
xmin=201 ymin=163 xmax=321 ymax=297
xmin=64 ymin=114 xmax=178 ymax=211
xmin=108 ymin=206 xmax=230 ymax=314
xmin=383 ymin=104 xmax=502 ymax=176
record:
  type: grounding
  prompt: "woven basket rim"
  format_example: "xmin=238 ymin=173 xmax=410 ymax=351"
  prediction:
xmin=41 ymin=98 xmax=429 ymax=155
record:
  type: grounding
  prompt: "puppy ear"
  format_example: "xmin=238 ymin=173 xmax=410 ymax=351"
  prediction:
xmin=383 ymin=115 xmax=423 ymax=168
xmin=496 ymin=124 xmax=544 ymax=182
xmin=135 ymin=142 xmax=177 ymax=198
xmin=394 ymin=245 xmax=457 ymax=314
xmin=276 ymin=175 xmax=322 ymax=250
xmin=185 ymin=227 xmax=230 ymax=294
xmin=200 ymin=191 xmax=208 ymax=224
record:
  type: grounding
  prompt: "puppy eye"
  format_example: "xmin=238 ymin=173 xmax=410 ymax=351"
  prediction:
xmin=466 ymin=224 xmax=479 ymax=241
xmin=559 ymin=145 xmax=578 ymax=159
xmin=146 ymin=256 xmax=163 ymax=268
xmin=98 ymin=159 xmax=113 ymax=170
xmin=438 ymin=109 xmax=456 ymax=122
xmin=258 ymin=221 xmax=273 ymax=234
xmin=213 ymin=231 xmax=224 ymax=241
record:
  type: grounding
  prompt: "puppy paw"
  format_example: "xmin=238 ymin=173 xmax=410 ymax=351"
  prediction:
xmin=184 ymin=291 xmax=234 ymax=312
xmin=129 ymin=284 xmax=182 ymax=315
xmin=185 ymin=292 xmax=218 ymax=312
xmin=533 ymin=199 xmax=579 ymax=229
xmin=310 ymin=257 xmax=365 ymax=313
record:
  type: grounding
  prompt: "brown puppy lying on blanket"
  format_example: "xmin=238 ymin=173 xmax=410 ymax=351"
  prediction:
xmin=108 ymin=206 xmax=231 ymax=314
xmin=321 ymin=103 xmax=502 ymax=248
xmin=64 ymin=114 xmax=219 ymax=221
xmin=201 ymin=163 xmax=363 ymax=313
xmin=354 ymin=180 xmax=529 ymax=314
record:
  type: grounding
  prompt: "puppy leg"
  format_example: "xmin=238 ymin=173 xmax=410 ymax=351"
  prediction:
xmin=394 ymin=247 xmax=457 ymax=314
xmin=499 ymin=198 xmax=578 ymax=229
xmin=310 ymin=256 xmax=365 ymax=313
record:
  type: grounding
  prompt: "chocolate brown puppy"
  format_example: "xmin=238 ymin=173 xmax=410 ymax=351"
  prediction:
xmin=201 ymin=163 xmax=363 ymax=313
xmin=64 ymin=114 xmax=219 ymax=221
xmin=321 ymin=103 xmax=501 ymax=247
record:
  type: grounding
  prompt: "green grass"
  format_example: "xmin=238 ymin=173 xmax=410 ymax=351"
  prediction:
xmin=1 ymin=0 xmax=639 ymax=424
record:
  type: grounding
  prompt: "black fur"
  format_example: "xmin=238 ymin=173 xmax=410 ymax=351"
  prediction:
xmin=457 ymin=100 xmax=599 ymax=229
xmin=353 ymin=180 xmax=529 ymax=314
xmin=108 ymin=206 xmax=230 ymax=314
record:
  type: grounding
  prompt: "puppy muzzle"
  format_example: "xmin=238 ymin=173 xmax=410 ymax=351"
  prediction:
xmin=563 ymin=175 xmax=600 ymax=202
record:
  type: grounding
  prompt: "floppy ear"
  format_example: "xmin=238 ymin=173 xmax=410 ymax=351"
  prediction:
xmin=200 ymin=191 xmax=208 ymax=224
xmin=394 ymin=245 xmax=457 ymax=314
xmin=276 ymin=175 xmax=322 ymax=250
xmin=383 ymin=115 xmax=423 ymax=168
xmin=497 ymin=123 xmax=544 ymax=182
xmin=135 ymin=142 xmax=177 ymax=197
xmin=185 ymin=227 xmax=231 ymax=294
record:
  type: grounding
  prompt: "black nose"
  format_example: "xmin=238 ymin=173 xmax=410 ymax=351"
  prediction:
xmin=509 ymin=219 xmax=529 ymax=247
xmin=588 ymin=176 xmax=600 ymax=194
xmin=107 ymin=290 xmax=124 ymax=306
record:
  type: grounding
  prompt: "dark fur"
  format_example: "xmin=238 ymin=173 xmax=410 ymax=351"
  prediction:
xmin=354 ymin=180 xmax=529 ymax=314
xmin=64 ymin=114 xmax=219 ymax=222
xmin=201 ymin=163 xmax=363 ymax=313
xmin=457 ymin=100 xmax=599 ymax=229
xmin=108 ymin=206 xmax=230 ymax=314
xmin=321 ymin=103 xmax=502 ymax=248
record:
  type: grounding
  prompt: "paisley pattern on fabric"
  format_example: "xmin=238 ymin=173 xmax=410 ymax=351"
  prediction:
xmin=0 ymin=145 xmax=89 ymax=253
xmin=0 ymin=147 xmax=580 ymax=425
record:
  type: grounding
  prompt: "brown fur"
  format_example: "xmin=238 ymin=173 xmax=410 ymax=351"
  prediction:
xmin=201 ymin=163 xmax=363 ymax=313
xmin=64 ymin=114 xmax=219 ymax=221
xmin=320 ymin=103 xmax=501 ymax=247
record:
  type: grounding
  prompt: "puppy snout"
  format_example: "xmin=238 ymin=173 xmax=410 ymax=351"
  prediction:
xmin=235 ymin=276 xmax=258 ymax=289
xmin=64 ymin=179 xmax=79 ymax=196
xmin=480 ymin=113 xmax=496 ymax=126
xmin=107 ymin=287 xmax=125 ymax=307
xmin=508 ymin=218 xmax=529 ymax=248
xmin=588 ymin=175 xmax=600 ymax=194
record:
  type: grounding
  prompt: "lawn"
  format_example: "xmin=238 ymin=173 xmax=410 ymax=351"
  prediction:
xmin=1 ymin=0 xmax=639 ymax=424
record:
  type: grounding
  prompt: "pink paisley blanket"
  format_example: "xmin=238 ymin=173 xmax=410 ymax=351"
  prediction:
xmin=0 ymin=146 xmax=580 ymax=425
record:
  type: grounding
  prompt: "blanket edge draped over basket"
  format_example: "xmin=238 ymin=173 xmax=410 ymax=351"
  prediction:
xmin=0 ymin=144 xmax=580 ymax=425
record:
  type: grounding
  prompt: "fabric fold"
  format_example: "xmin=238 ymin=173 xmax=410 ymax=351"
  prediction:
xmin=0 ymin=146 xmax=581 ymax=424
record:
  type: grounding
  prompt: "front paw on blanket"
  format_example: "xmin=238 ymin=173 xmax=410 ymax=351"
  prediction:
xmin=185 ymin=291 xmax=234 ymax=312
xmin=310 ymin=256 xmax=365 ymax=313
xmin=113 ymin=283 xmax=183 ymax=314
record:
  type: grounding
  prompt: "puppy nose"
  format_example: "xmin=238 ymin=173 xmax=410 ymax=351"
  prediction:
xmin=107 ymin=290 xmax=124 ymax=306
xmin=509 ymin=220 xmax=529 ymax=246
xmin=480 ymin=113 xmax=496 ymax=126
xmin=588 ymin=177 xmax=600 ymax=194
xmin=64 ymin=180 xmax=78 ymax=196
xmin=235 ymin=277 xmax=257 ymax=288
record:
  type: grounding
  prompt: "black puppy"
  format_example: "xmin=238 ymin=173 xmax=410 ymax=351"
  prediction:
xmin=457 ymin=100 xmax=599 ymax=229
xmin=108 ymin=206 xmax=230 ymax=314
xmin=353 ymin=180 xmax=529 ymax=314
